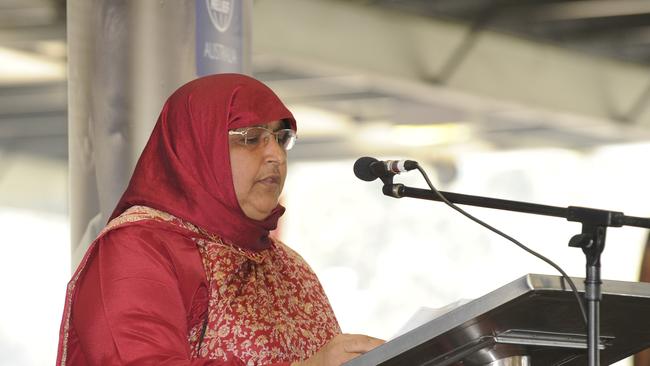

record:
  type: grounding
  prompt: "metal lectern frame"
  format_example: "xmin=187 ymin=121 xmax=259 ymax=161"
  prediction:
xmin=377 ymin=180 xmax=650 ymax=365
xmin=344 ymin=274 xmax=650 ymax=366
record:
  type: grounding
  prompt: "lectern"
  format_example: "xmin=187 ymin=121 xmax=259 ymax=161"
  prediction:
xmin=344 ymin=274 xmax=650 ymax=366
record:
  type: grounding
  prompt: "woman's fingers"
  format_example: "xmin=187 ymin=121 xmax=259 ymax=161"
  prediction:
xmin=293 ymin=334 xmax=385 ymax=366
xmin=339 ymin=334 xmax=385 ymax=354
xmin=332 ymin=334 xmax=385 ymax=364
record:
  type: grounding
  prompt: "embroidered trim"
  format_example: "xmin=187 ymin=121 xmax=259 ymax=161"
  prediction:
xmin=195 ymin=226 xmax=266 ymax=264
xmin=189 ymin=235 xmax=341 ymax=363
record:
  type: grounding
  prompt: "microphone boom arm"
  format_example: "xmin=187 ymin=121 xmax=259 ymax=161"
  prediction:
xmin=385 ymin=182 xmax=650 ymax=366
xmin=387 ymin=184 xmax=650 ymax=229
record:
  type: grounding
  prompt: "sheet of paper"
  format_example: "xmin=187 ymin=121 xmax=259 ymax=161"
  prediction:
xmin=391 ymin=299 xmax=472 ymax=340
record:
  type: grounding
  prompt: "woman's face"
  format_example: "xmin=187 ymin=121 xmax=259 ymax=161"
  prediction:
xmin=228 ymin=120 xmax=288 ymax=221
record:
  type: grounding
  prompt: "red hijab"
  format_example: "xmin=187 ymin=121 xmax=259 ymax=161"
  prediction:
xmin=110 ymin=74 xmax=296 ymax=251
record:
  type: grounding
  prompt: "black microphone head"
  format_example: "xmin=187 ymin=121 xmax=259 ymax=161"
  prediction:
xmin=353 ymin=156 xmax=380 ymax=181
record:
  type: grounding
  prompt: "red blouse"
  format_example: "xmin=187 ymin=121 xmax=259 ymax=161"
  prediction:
xmin=58 ymin=207 xmax=341 ymax=365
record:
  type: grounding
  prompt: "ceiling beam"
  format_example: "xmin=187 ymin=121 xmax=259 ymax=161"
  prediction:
xmin=253 ymin=0 xmax=650 ymax=126
xmin=533 ymin=0 xmax=650 ymax=21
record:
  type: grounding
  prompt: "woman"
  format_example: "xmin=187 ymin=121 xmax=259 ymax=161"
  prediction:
xmin=56 ymin=74 xmax=382 ymax=365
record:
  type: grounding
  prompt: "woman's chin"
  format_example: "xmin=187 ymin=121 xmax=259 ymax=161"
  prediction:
xmin=242 ymin=204 xmax=278 ymax=221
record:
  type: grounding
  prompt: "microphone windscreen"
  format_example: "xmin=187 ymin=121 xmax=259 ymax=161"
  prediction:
xmin=353 ymin=157 xmax=379 ymax=181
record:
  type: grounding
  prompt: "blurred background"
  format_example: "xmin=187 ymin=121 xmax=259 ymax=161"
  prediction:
xmin=1 ymin=0 xmax=650 ymax=364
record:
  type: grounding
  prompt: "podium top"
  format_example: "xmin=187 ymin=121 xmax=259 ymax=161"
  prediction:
xmin=345 ymin=274 xmax=650 ymax=366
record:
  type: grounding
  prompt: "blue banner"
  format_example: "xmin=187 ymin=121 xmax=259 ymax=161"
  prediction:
xmin=195 ymin=0 xmax=243 ymax=75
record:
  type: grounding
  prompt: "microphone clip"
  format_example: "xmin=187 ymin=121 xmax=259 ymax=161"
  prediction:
xmin=382 ymin=182 xmax=404 ymax=198
xmin=377 ymin=172 xmax=404 ymax=198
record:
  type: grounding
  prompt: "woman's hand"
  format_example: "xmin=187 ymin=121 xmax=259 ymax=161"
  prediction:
xmin=292 ymin=333 xmax=385 ymax=366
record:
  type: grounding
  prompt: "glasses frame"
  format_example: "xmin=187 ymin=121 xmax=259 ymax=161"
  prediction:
xmin=228 ymin=126 xmax=297 ymax=151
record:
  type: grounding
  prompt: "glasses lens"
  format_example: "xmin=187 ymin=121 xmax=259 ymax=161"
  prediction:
xmin=276 ymin=129 xmax=296 ymax=150
xmin=230 ymin=127 xmax=296 ymax=150
xmin=245 ymin=127 xmax=271 ymax=146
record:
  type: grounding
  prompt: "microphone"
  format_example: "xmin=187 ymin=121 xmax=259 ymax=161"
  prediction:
xmin=353 ymin=157 xmax=418 ymax=182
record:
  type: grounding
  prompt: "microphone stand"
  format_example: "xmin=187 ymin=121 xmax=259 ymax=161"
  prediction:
xmin=380 ymin=178 xmax=650 ymax=366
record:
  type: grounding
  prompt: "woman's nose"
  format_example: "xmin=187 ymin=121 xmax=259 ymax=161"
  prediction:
xmin=263 ymin=134 xmax=286 ymax=163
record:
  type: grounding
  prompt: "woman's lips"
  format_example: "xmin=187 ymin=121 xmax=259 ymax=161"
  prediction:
xmin=258 ymin=175 xmax=280 ymax=185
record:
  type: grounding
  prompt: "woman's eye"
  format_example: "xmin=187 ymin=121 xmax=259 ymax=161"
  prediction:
xmin=245 ymin=129 xmax=268 ymax=144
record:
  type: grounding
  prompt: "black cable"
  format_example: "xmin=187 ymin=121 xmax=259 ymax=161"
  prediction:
xmin=415 ymin=164 xmax=588 ymax=327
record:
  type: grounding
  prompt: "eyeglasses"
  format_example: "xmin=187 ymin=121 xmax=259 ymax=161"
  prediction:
xmin=228 ymin=126 xmax=297 ymax=151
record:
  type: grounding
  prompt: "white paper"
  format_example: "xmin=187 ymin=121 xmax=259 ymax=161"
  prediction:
xmin=391 ymin=299 xmax=472 ymax=340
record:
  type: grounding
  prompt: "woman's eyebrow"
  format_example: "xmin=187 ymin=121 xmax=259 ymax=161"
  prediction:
xmin=247 ymin=122 xmax=284 ymax=131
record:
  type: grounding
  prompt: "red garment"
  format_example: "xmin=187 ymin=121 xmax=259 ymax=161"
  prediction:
xmin=57 ymin=74 xmax=341 ymax=365
xmin=62 ymin=210 xmax=218 ymax=365
xmin=58 ymin=207 xmax=340 ymax=365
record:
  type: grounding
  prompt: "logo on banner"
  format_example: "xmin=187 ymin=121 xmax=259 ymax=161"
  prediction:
xmin=206 ymin=0 xmax=233 ymax=32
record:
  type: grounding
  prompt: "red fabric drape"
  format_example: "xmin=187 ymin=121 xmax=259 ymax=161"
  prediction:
xmin=111 ymin=74 xmax=296 ymax=251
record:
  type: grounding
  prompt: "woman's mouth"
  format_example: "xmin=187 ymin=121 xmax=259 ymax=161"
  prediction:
xmin=258 ymin=175 xmax=280 ymax=185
